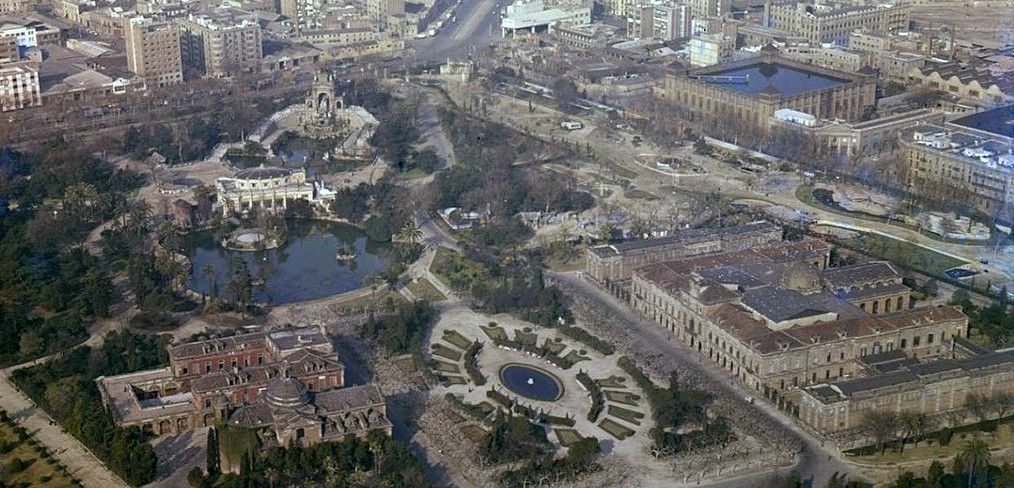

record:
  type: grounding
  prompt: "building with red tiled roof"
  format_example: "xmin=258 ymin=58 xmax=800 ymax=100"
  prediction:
xmin=96 ymin=326 xmax=388 ymax=447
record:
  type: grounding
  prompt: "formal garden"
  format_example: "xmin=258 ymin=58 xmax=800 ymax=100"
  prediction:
xmin=0 ymin=410 xmax=80 ymax=488
xmin=426 ymin=307 xmax=652 ymax=451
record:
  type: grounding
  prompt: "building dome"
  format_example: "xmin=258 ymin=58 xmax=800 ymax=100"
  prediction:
xmin=265 ymin=377 xmax=309 ymax=409
xmin=781 ymin=261 xmax=823 ymax=294
xmin=234 ymin=165 xmax=291 ymax=180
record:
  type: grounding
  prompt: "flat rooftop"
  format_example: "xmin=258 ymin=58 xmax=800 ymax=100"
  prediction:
xmin=950 ymin=105 xmax=1014 ymax=140
xmin=701 ymin=61 xmax=850 ymax=97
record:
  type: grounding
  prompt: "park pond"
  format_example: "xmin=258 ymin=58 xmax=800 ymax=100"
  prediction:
xmin=185 ymin=220 xmax=392 ymax=304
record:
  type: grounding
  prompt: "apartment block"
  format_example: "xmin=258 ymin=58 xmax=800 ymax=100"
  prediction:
xmin=180 ymin=10 xmax=262 ymax=78
xmin=125 ymin=15 xmax=182 ymax=87
xmin=0 ymin=61 xmax=40 ymax=111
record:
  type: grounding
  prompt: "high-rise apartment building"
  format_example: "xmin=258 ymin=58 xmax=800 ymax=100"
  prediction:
xmin=180 ymin=10 xmax=262 ymax=78
xmin=689 ymin=0 xmax=729 ymax=19
xmin=125 ymin=15 xmax=183 ymax=87
xmin=629 ymin=3 xmax=692 ymax=40
xmin=0 ymin=62 xmax=40 ymax=111
xmin=365 ymin=0 xmax=404 ymax=27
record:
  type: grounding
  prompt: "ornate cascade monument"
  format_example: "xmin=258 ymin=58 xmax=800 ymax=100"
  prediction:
xmin=297 ymin=71 xmax=380 ymax=158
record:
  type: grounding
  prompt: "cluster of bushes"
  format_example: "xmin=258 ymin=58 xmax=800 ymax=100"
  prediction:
xmin=480 ymin=413 xmax=553 ymax=465
xmin=0 ymin=145 xmax=144 ymax=366
xmin=464 ymin=342 xmax=486 ymax=385
xmin=434 ymin=108 xmax=590 ymax=228
xmin=617 ymin=356 xmax=735 ymax=456
xmin=497 ymin=436 xmax=601 ymax=488
xmin=487 ymin=388 xmax=512 ymax=408
xmin=576 ymin=372 xmax=605 ymax=422
xmin=537 ymin=413 xmax=576 ymax=427
xmin=475 ymin=394 xmax=600 ymax=487
xmin=206 ymin=429 xmax=431 ymax=487
xmin=11 ymin=331 xmax=168 ymax=486
xmin=362 ymin=299 xmax=435 ymax=355
xmin=883 ymin=443 xmax=1014 ymax=488
xmin=558 ymin=325 xmax=614 ymax=355
xmin=489 ymin=334 xmax=579 ymax=370
xmin=431 ymin=247 xmax=573 ymax=327
xmin=443 ymin=393 xmax=493 ymax=422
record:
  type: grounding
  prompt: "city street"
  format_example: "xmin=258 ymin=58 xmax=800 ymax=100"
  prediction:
xmin=411 ymin=0 xmax=506 ymax=62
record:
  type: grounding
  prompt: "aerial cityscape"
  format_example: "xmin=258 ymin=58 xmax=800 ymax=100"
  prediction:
xmin=0 ymin=0 xmax=1012 ymax=485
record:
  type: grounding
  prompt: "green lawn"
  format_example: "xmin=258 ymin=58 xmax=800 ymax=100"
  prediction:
xmin=840 ymin=232 xmax=965 ymax=277
xmin=599 ymin=418 xmax=635 ymax=440
xmin=514 ymin=330 xmax=538 ymax=347
xmin=433 ymin=361 xmax=461 ymax=373
xmin=596 ymin=376 xmax=627 ymax=389
xmin=431 ymin=343 xmax=463 ymax=361
xmin=442 ymin=330 xmax=473 ymax=350
xmin=430 ymin=247 xmax=489 ymax=292
xmin=481 ymin=325 xmax=508 ymax=342
xmin=543 ymin=338 xmax=567 ymax=355
xmin=608 ymin=405 xmax=645 ymax=425
xmin=554 ymin=429 xmax=584 ymax=447
xmin=604 ymin=390 xmax=641 ymax=406
xmin=0 ymin=419 xmax=78 ymax=488
xmin=406 ymin=277 xmax=446 ymax=302
xmin=623 ymin=188 xmax=659 ymax=201
xmin=562 ymin=350 xmax=589 ymax=365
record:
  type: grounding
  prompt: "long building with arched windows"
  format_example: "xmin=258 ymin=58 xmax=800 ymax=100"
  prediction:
xmin=215 ymin=166 xmax=336 ymax=216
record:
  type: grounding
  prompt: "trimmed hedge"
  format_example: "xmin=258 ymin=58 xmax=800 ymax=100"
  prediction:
xmin=576 ymin=372 xmax=605 ymax=422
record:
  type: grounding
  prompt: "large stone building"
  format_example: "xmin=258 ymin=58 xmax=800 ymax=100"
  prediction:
xmin=767 ymin=1 xmax=908 ymax=44
xmin=800 ymin=347 xmax=1014 ymax=436
xmin=125 ymin=15 xmax=183 ymax=87
xmin=0 ymin=61 xmax=40 ymax=111
xmin=97 ymin=327 xmax=390 ymax=446
xmin=901 ymin=106 xmax=1014 ymax=220
xmin=663 ymin=54 xmax=876 ymax=128
xmin=624 ymin=230 xmax=969 ymax=420
xmin=769 ymin=107 xmax=945 ymax=157
xmin=179 ymin=10 xmax=263 ymax=78
xmin=585 ymin=221 xmax=781 ymax=291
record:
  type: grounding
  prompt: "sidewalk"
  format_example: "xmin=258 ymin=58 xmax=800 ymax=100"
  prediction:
xmin=0 ymin=366 xmax=129 ymax=488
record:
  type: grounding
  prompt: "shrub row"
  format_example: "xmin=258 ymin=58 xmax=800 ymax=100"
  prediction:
xmin=576 ymin=372 xmax=605 ymax=422
xmin=558 ymin=326 xmax=615 ymax=356
xmin=463 ymin=342 xmax=487 ymax=386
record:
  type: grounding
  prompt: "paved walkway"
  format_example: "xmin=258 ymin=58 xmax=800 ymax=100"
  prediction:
xmin=0 ymin=365 xmax=129 ymax=488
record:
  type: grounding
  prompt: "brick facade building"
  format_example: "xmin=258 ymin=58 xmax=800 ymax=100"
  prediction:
xmin=97 ymin=327 xmax=389 ymax=446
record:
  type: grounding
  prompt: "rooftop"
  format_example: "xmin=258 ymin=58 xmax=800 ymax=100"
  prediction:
xmin=950 ymin=105 xmax=1014 ymax=140
xmin=700 ymin=61 xmax=850 ymax=97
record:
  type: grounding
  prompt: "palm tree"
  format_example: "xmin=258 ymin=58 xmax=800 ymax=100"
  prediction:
xmin=957 ymin=438 xmax=991 ymax=488
xmin=397 ymin=220 xmax=423 ymax=245
xmin=263 ymin=467 xmax=279 ymax=488
xmin=202 ymin=264 xmax=217 ymax=299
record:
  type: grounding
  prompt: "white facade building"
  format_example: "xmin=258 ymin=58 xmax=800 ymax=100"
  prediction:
xmin=215 ymin=166 xmax=336 ymax=216
xmin=0 ymin=62 xmax=40 ymax=111
xmin=501 ymin=0 xmax=591 ymax=35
